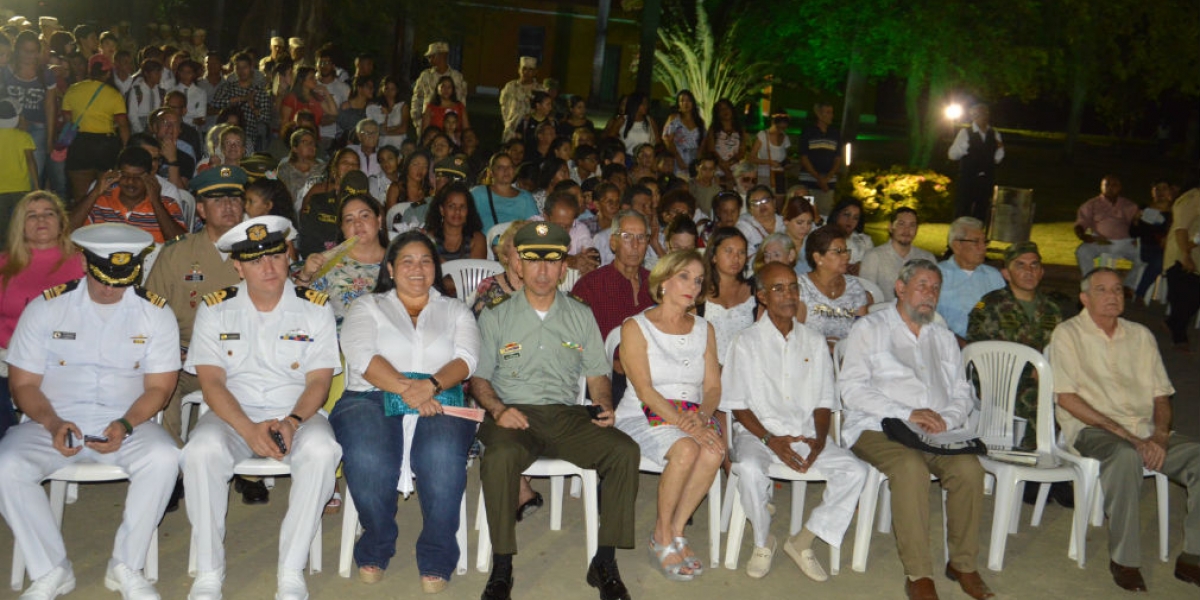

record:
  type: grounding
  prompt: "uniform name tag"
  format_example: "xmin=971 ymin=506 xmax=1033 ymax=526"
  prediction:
xmin=500 ymin=342 xmax=521 ymax=360
xmin=52 ymin=331 xmax=76 ymax=340
xmin=219 ymin=333 xmax=240 ymax=340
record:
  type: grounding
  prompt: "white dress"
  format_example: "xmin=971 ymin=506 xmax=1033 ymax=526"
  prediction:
xmin=704 ymin=294 xmax=756 ymax=364
xmin=615 ymin=312 xmax=709 ymax=463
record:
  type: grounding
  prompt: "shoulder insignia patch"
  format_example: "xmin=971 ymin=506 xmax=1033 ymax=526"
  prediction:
xmin=203 ymin=286 xmax=239 ymax=307
xmin=486 ymin=293 xmax=511 ymax=309
xmin=162 ymin=233 xmax=186 ymax=248
xmin=41 ymin=279 xmax=81 ymax=300
xmin=297 ymin=286 xmax=329 ymax=306
xmin=569 ymin=293 xmax=590 ymax=307
xmin=135 ymin=286 xmax=167 ymax=308
xmin=974 ymin=301 xmax=986 ymax=311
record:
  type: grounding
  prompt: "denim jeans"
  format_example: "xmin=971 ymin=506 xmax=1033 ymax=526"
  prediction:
xmin=26 ymin=122 xmax=47 ymax=187
xmin=0 ymin=376 xmax=15 ymax=440
xmin=330 ymin=390 xmax=475 ymax=578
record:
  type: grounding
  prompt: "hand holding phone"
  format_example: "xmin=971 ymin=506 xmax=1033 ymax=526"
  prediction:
xmin=84 ymin=434 xmax=110 ymax=444
xmin=586 ymin=405 xmax=604 ymax=420
xmin=270 ymin=429 xmax=288 ymax=454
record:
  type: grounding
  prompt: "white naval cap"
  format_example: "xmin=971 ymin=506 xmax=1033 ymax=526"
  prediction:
xmin=70 ymin=223 xmax=155 ymax=287
xmin=217 ymin=215 xmax=292 ymax=260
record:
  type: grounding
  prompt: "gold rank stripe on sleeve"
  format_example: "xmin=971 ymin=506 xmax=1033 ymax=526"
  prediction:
xmin=41 ymin=279 xmax=81 ymax=300
xmin=135 ymin=286 xmax=167 ymax=308
xmin=202 ymin=286 xmax=239 ymax=306
xmin=296 ymin=286 xmax=329 ymax=306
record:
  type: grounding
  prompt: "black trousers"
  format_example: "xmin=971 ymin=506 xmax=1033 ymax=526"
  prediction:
xmin=1165 ymin=262 xmax=1200 ymax=344
xmin=955 ymin=173 xmax=994 ymax=226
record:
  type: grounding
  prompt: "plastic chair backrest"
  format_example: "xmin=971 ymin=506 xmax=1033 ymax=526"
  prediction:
xmin=559 ymin=267 xmax=582 ymax=292
xmin=442 ymin=259 xmax=504 ymax=303
xmin=848 ymin=274 xmax=884 ymax=306
xmin=604 ymin=326 xmax=622 ymax=368
xmin=485 ymin=221 xmax=515 ymax=260
xmin=385 ymin=202 xmax=411 ymax=231
xmin=962 ymin=340 xmax=1053 ymax=452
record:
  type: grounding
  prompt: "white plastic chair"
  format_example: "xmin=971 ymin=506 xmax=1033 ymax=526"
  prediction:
xmin=963 ymin=341 xmax=1087 ymax=570
xmin=1039 ymin=346 xmax=1170 ymax=566
xmin=473 ymin=376 xmax=601 ymax=572
xmin=338 ymin=484 xmax=469 ymax=578
xmin=485 ymin=221 xmax=515 ymax=260
xmin=722 ymin=410 xmax=842 ymax=575
xmin=176 ymin=189 xmax=197 ymax=232
xmin=187 ymin=402 xmax=322 ymax=576
xmin=10 ymin=462 xmax=161 ymax=591
xmin=847 ymin=274 xmax=884 ymax=307
xmin=559 ymin=267 xmax=582 ymax=292
xmin=385 ymin=202 xmax=411 ymax=231
xmin=442 ymin=259 xmax=504 ymax=304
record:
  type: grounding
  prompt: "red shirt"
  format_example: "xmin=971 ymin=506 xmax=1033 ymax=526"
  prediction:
xmin=283 ymin=94 xmax=324 ymax=128
xmin=571 ymin=263 xmax=654 ymax=341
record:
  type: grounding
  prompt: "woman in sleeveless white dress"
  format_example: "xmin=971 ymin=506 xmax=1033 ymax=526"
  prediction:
xmin=616 ymin=251 xmax=723 ymax=581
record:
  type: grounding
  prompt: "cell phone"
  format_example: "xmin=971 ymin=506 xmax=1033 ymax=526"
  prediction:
xmin=66 ymin=431 xmax=74 ymax=448
xmin=84 ymin=434 xmax=110 ymax=444
xmin=270 ymin=429 xmax=288 ymax=453
xmin=586 ymin=405 xmax=605 ymax=420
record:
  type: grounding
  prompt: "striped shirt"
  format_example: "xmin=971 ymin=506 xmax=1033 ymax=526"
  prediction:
xmin=87 ymin=187 xmax=185 ymax=243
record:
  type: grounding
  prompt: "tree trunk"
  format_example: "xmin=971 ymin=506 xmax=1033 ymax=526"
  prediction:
xmin=589 ymin=0 xmax=612 ymax=105
xmin=840 ymin=45 xmax=868 ymax=165
xmin=916 ymin=66 xmax=949 ymax=169
xmin=904 ymin=60 xmax=927 ymax=167
xmin=635 ymin=0 xmax=662 ymax=93
xmin=1064 ymin=63 xmax=1088 ymax=163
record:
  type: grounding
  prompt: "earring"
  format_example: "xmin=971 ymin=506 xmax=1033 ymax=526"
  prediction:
xmin=657 ymin=285 xmax=664 ymax=299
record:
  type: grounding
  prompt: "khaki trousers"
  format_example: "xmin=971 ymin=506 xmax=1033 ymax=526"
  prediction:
xmin=852 ymin=430 xmax=985 ymax=578
xmin=162 ymin=370 xmax=201 ymax=445
xmin=477 ymin=404 xmax=640 ymax=555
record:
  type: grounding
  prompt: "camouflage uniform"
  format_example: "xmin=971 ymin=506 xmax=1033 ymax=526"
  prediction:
xmin=967 ymin=286 xmax=1073 ymax=449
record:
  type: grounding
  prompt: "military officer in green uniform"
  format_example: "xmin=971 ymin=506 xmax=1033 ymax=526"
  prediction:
xmin=967 ymin=241 xmax=1076 ymax=505
xmin=968 ymin=241 xmax=1073 ymax=447
xmin=473 ymin=222 xmax=639 ymax=600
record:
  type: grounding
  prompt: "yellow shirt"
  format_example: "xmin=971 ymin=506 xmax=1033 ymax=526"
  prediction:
xmin=0 ymin=129 xmax=36 ymax=193
xmin=61 ymin=80 xmax=127 ymax=134
xmin=1163 ymin=187 xmax=1200 ymax=269
xmin=1050 ymin=308 xmax=1175 ymax=449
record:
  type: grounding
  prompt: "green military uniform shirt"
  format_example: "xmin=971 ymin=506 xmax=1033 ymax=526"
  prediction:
xmin=477 ymin=289 xmax=608 ymax=406
xmin=143 ymin=231 xmax=242 ymax=350
xmin=967 ymin=285 xmax=1073 ymax=448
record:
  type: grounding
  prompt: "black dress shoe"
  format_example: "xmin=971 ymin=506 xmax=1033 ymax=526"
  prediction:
xmin=1176 ymin=557 xmax=1200 ymax=587
xmin=165 ymin=479 xmax=184 ymax=513
xmin=586 ymin=559 xmax=631 ymax=600
xmin=233 ymin=476 xmax=269 ymax=505
xmin=1109 ymin=561 xmax=1147 ymax=592
xmin=480 ymin=570 xmax=513 ymax=600
xmin=1050 ymin=481 xmax=1075 ymax=508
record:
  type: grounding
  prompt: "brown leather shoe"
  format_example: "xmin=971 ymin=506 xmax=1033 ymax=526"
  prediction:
xmin=905 ymin=577 xmax=939 ymax=600
xmin=945 ymin=564 xmax=995 ymax=600
xmin=1176 ymin=558 xmax=1200 ymax=588
xmin=1109 ymin=561 xmax=1147 ymax=592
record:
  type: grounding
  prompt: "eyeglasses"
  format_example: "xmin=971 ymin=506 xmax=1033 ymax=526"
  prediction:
xmin=750 ymin=197 xmax=773 ymax=207
xmin=615 ymin=232 xmax=650 ymax=245
xmin=767 ymin=282 xmax=801 ymax=294
xmin=955 ymin=238 xmax=986 ymax=246
xmin=824 ymin=248 xmax=850 ymax=255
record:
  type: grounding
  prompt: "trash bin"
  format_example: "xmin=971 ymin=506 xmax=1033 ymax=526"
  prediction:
xmin=988 ymin=186 xmax=1034 ymax=243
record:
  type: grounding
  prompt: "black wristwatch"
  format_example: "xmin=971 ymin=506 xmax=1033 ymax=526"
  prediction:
xmin=429 ymin=376 xmax=443 ymax=395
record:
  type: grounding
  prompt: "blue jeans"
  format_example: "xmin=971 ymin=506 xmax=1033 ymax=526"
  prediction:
xmin=26 ymin=122 xmax=47 ymax=187
xmin=330 ymin=390 xmax=475 ymax=578
xmin=0 ymin=376 xmax=15 ymax=440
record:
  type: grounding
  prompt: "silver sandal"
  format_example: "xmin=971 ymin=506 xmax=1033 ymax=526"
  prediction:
xmin=648 ymin=537 xmax=695 ymax=581
xmin=674 ymin=536 xmax=704 ymax=576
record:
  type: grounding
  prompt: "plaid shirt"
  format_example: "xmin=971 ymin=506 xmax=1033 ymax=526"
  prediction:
xmin=571 ymin=263 xmax=654 ymax=341
xmin=210 ymin=78 xmax=273 ymax=140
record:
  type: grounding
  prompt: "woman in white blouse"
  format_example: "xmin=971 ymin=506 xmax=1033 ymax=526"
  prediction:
xmin=329 ymin=230 xmax=480 ymax=593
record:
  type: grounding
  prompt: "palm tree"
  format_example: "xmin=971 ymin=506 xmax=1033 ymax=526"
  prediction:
xmin=652 ymin=0 xmax=768 ymax=120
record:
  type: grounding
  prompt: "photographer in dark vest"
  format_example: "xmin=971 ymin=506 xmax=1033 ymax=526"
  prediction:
xmin=948 ymin=104 xmax=1004 ymax=225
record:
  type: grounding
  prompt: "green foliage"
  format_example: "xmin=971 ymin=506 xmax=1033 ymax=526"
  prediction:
xmin=652 ymin=0 xmax=770 ymax=121
xmin=840 ymin=163 xmax=955 ymax=224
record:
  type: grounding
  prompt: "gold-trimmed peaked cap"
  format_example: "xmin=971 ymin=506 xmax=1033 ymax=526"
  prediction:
xmin=70 ymin=223 xmax=154 ymax=287
xmin=514 ymin=221 xmax=569 ymax=261
xmin=189 ymin=165 xmax=248 ymax=198
xmin=218 ymin=215 xmax=291 ymax=261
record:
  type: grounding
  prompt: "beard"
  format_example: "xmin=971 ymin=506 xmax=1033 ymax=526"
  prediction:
xmin=903 ymin=302 xmax=936 ymax=326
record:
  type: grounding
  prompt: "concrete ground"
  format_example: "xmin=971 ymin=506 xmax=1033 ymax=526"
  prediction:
xmin=1 ymin=271 xmax=1197 ymax=599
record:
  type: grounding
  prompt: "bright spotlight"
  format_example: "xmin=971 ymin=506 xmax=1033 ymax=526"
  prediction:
xmin=944 ymin=103 xmax=964 ymax=121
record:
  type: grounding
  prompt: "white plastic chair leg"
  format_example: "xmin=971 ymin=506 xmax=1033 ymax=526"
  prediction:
xmin=65 ymin=482 xmax=78 ymax=505
xmin=1154 ymin=473 xmax=1169 ymax=562
xmin=1030 ymin=482 xmax=1051 ymax=527
xmin=570 ymin=475 xmax=582 ymax=499
xmin=475 ymin=489 xmax=491 ymax=573
xmin=456 ymin=492 xmax=469 ymax=575
xmin=851 ymin=469 xmax=883 ymax=572
xmin=878 ymin=481 xmax=892 ymax=533
xmin=720 ymin=470 xmax=738 ymax=533
xmin=707 ymin=472 xmax=722 ymax=568
xmin=338 ymin=488 xmax=359 ymax=578
xmin=987 ymin=472 xmax=1016 ymax=571
xmin=789 ymin=481 xmax=808 ymax=536
xmin=1009 ymin=481 xmax=1024 ymax=535
xmin=722 ymin=485 xmax=746 ymax=570
xmin=549 ymin=475 xmax=564 ymax=531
